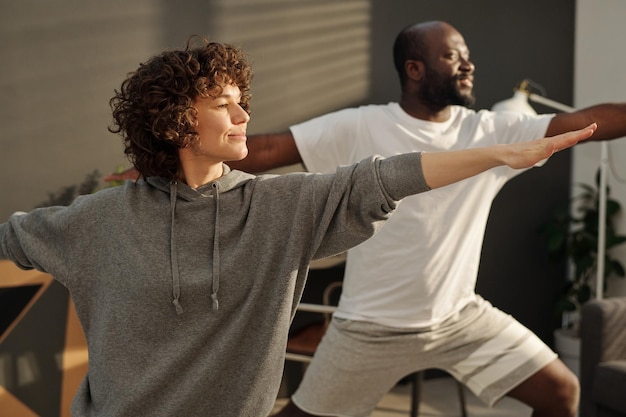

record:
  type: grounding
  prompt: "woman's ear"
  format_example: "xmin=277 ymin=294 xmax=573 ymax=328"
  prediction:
xmin=405 ymin=60 xmax=425 ymax=82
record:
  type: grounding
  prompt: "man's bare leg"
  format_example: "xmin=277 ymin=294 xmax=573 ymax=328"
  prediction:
xmin=507 ymin=359 xmax=579 ymax=417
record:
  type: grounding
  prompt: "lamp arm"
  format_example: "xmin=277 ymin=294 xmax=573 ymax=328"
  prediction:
xmin=528 ymin=93 xmax=576 ymax=113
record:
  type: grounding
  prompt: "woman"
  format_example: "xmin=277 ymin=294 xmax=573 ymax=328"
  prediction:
xmin=0 ymin=37 xmax=595 ymax=416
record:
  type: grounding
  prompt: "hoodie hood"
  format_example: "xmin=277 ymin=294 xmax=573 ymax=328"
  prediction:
xmin=146 ymin=164 xmax=255 ymax=314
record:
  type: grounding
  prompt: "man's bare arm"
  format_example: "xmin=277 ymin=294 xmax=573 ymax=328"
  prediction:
xmin=227 ymin=132 xmax=303 ymax=172
xmin=103 ymin=131 xmax=304 ymax=181
xmin=547 ymin=103 xmax=626 ymax=141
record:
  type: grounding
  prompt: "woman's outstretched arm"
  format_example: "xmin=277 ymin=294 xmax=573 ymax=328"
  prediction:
xmin=421 ymin=123 xmax=597 ymax=190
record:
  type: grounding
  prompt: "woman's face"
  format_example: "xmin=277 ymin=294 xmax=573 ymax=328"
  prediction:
xmin=191 ymin=83 xmax=250 ymax=164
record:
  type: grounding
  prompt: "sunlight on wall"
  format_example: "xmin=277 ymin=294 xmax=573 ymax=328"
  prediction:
xmin=207 ymin=0 xmax=372 ymax=133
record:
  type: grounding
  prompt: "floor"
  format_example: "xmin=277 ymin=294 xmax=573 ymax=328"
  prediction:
xmin=272 ymin=376 xmax=532 ymax=417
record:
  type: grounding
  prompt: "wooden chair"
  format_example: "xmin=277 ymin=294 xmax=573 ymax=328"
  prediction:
xmin=285 ymin=281 xmax=467 ymax=417
xmin=285 ymin=281 xmax=342 ymax=362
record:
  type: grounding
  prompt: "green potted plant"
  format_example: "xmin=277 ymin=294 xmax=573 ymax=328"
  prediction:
xmin=36 ymin=170 xmax=102 ymax=207
xmin=540 ymin=168 xmax=626 ymax=329
xmin=36 ymin=166 xmax=126 ymax=208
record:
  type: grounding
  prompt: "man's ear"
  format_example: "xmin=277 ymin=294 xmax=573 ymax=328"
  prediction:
xmin=405 ymin=60 xmax=425 ymax=82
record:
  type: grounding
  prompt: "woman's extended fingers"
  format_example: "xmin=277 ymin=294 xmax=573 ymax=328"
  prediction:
xmin=548 ymin=122 xmax=597 ymax=153
xmin=506 ymin=123 xmax=597 ymax=169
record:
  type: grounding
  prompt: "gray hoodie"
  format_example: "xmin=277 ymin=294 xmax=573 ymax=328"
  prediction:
xmin=1 ymin=153 xmax=428 ymax=416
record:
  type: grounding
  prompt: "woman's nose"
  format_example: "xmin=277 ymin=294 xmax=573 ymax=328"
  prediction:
xmin=233 ymin=104 xmax=250 ymax=124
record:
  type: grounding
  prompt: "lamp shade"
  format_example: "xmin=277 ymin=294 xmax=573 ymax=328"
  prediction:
xmin=492 ymin=90 xmax=537 ymax=115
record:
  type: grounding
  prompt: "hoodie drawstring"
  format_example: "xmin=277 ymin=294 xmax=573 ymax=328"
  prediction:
xmin=168 ymin=180 xmax=221 ymax=314
xmin=210 ymin=183 xmax=220 ymax=311
xmin=169 ymin=181 xmax=184 ymax=315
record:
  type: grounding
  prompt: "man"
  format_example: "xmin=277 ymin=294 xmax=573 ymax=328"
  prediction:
xmin=242 ymin=21 xmax=626 ymax=417
xmin=105 ymin=22 xmax=625 ymax=417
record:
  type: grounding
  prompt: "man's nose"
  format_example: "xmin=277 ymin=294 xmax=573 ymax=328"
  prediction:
xmin=460 ymin=58 xmax=474 ymax=72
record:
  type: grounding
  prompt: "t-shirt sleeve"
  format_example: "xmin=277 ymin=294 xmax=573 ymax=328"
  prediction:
xmin=482 ymin=110 xmax=555 ymax=176
xmin=489 ymin=110 xmax=554 ymax=145
xmin=290 ymin=108 xmax=361 ymax=174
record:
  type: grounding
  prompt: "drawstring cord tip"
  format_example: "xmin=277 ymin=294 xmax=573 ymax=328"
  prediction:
xmin=172 ymin=298 xmax=184 ymax=315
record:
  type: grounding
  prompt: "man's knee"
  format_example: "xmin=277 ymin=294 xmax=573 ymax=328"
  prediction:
xmin=552 ymin=369 xmax=579 ymax=416
xmin=507 ymin=360 xmax=579 ymax=417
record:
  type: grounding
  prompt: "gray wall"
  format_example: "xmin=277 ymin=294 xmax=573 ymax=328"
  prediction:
xmin=1 ymin=1 xmax=575 ymax=345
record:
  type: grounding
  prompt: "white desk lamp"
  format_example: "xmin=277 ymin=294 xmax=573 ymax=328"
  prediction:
xmin=492 ymin=79 xmax=608 ymax=300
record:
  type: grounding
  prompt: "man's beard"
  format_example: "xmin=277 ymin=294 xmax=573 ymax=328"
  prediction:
xmin=420 ymin=67 xmax=475 ymax=109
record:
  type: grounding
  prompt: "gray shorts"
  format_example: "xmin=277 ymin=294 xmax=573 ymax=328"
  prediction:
xmin=291 ymin=296 xmax=557 ymax=417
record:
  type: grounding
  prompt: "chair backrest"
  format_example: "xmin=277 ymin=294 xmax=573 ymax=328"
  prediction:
xmin=285 ymin=281 xmax=342 ymax=362
xmin=580 ymin=296 xmax=626 ymax=417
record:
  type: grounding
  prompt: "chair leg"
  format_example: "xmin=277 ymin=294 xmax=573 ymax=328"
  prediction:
xmin=455 ymin=379 xmax=468 ymax=417
xmin=410 ymin=371 xmax=423 ymax=417
xmin=410 ymin=372 xmax=468 ymax=417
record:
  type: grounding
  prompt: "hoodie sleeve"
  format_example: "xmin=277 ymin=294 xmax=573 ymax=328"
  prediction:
xmin=0 ymin=206 xmax=72 ymax=282
xmin=307 ymin=152 xmax=429 ymax=259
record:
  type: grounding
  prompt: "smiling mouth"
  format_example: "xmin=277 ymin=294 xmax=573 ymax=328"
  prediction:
xmin=458 ymin=76 xmax=473 ymax=88
xmin=229 ymin=133 xmax=247 ymax=141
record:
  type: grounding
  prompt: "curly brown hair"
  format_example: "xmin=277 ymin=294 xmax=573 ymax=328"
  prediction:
xmin=108 ymin=37 xmax=252 ymax=180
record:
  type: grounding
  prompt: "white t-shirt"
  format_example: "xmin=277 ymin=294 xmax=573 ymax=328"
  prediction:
xmin=291 ymin=102 xmax=553 ymax=328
